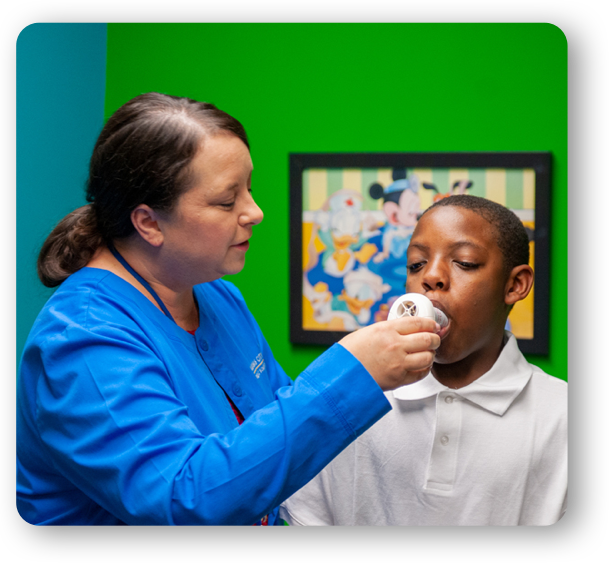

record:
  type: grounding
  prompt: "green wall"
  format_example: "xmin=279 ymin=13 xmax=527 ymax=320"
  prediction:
xmin=106 ymin=23 xmax=567 ymax=381
xmin=18 ymin=23 xmax=567 ymax=382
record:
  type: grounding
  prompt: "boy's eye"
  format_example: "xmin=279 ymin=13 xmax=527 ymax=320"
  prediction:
xmin=407 ymin=262 xmax=425 ymax=273
xmin=456 ymin=261 xmax=479 ymax=270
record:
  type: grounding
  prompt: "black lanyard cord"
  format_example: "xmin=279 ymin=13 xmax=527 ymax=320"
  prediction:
xmin=108 ymin=244 xmax=176 ymax=323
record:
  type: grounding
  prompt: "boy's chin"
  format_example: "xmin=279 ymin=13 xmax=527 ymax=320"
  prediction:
xmin=432 ymin=344 xmax=466 ymax=365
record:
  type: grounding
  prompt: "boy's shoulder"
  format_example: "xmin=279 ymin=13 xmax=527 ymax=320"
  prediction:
xmin=527 ymin=362 xmax=568 ymax=404
xmin=529 ymin=362 xmax=567 ymax=387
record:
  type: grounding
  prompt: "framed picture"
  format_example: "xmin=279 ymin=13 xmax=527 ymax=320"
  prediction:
xmin=289 ymin=152 xmax=551 ymax=355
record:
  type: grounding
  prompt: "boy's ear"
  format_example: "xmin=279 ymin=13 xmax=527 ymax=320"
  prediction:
xmin=504 ymin=264 xmax=534 ymax=306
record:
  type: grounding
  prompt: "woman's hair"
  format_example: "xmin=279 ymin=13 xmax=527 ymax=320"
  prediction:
xmin=37 ymin=92 xmax=249 ymax=287
xmin=421 ymin=194 xmax=531 ymax=276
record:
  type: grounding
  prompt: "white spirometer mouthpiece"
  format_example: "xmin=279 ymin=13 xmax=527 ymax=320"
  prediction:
xmin=387 ymin=293 xmax=448 ymax=328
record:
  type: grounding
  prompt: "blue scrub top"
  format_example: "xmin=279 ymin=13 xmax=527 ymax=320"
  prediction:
xmin=17 ymin=268 xmax=390 ymax=525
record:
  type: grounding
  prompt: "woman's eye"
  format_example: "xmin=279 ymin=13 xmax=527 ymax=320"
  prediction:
xmin=220 ymin=201 xmax=236 ymax=209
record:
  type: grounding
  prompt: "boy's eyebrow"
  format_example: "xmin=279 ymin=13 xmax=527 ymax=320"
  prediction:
xmin=449 ymin=241 xmax=487 ymax=252
xmin=409 ymin=241 xmax=487 ymax=252
xmin=408 ymin=242 xmax=429 ymax=252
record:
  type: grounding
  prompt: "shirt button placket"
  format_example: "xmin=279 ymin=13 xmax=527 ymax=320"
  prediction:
xmin=441 ymin=395 xmax=454 ymax=445
xmin=424 ymin=392 xmax=462 ymax=492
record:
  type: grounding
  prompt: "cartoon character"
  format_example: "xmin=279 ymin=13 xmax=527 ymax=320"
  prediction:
xmin=422 ymin=179 xmax=473 ymax=203
xmin=312 ymin=190 xmax=378 ymax=278
xmin=332 ymin=266 xmax=391 ymax=326
xmin=303 ymin=277 xmax=360 ymax=331
xmin=369 ymin=169 xmax=421 ymax=264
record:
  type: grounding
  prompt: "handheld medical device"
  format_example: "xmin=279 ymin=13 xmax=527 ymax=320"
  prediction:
xmin=387 ymin=293 xmax=448 ymax=328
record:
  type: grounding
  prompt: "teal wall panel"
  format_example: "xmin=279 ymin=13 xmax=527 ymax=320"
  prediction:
xmin=17 ymin=23 xmax=107 ymax=364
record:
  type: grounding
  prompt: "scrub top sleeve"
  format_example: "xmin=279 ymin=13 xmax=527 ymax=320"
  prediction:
xmin=170 ymin=344 xmax=390 ymax=525
xmin=35 ymin=322 xmax=206 ymax=525
xmin=35 ymin=319 xmax=390 ymax=525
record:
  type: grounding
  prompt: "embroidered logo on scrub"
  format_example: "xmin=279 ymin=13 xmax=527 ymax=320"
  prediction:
xmin=249 ymin=353 xmax=266 ymax=379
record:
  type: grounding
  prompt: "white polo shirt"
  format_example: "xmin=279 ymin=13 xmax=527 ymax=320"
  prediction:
xmin=280 ymin=333 xmax=567 ymax=526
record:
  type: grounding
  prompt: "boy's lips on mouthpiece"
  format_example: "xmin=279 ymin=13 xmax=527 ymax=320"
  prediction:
xmin=437 ymin=320 xmax=451 ymax=340
xmin=430 ymin=299 xmax=451 ymax=339
xmin=434 ymin=308 xmax=449 ymax=328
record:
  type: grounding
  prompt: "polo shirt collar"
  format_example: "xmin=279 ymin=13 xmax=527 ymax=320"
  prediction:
xmin=392 ymin=332 xmax=533 ymax=416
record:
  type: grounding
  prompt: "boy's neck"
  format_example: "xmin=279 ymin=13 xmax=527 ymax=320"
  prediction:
xmin=431 ymin=333 xmax=507 ymax=390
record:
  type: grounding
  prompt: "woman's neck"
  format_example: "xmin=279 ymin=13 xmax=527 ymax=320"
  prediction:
xmin=86 ymin=243 xmax=199 ymax=332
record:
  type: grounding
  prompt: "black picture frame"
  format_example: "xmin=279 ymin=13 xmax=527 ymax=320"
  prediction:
xmin=289 ymin=151 xmax=551 ymax=355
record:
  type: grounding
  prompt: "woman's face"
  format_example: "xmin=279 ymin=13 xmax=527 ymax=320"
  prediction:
xmin=157 ymin=132 xmax=263 ymax=287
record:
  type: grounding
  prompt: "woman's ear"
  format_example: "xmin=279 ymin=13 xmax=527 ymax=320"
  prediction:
xmin=130 ymin=204 xmax=164 ymax=247
xmin=504 ymin=264 xmax=535 ymax=306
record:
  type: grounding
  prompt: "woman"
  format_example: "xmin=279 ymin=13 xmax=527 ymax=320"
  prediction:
xmin=17 ymin=93 xmax=440 ymax=525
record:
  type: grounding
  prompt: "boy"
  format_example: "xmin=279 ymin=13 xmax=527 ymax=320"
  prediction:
xmin=280 ymin=195 xmax=567 ymax=526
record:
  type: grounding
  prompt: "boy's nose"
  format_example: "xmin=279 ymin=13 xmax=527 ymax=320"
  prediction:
xmin=422 ymin=262 xmax=449 ymax=291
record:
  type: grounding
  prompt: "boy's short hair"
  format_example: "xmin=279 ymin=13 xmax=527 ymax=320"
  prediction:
xmin=421 ymin=195 xmax=530 ymax=276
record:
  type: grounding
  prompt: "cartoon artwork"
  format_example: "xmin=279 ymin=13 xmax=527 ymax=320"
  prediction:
xmin=422 ymin=179 xmax=473 ymax=202
xmin=302 ymin=187 xmax=383 ymax=330
xmin=299 ymin=164 xmax=536 ymax=342
xmin=369 ymin=169 xmax=421 ymax=265
xmin=311 ymin=190 xmax=378 ymax=278
xmin=302 ymin=266 xmax=391 ymax=331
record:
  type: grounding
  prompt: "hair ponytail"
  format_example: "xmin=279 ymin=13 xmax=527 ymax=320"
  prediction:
xmin=37 ymin=204 xmax=104 ymax=287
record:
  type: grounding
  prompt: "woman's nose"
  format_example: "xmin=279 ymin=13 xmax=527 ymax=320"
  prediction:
xmin=241 ymin=193 xmax=264 ymax=226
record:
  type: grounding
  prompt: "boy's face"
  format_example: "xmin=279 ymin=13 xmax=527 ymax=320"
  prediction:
xmin=405 ymin=206 xmax=510 ymax=366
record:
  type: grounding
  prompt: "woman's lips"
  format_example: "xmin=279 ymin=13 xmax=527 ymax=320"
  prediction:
xmin=232 ymin=240 xmax=250 ymax=251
